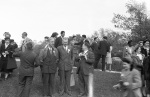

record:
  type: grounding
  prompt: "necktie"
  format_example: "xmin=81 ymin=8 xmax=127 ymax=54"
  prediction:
xmin=66 ymin=46 xmax=67 ymax=51
xmin=48 ymin=47 xmax=52 ymax=54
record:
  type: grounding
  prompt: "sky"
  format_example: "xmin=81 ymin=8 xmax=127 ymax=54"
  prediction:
xmin=0 ymin=0 xmax=150 ymax=43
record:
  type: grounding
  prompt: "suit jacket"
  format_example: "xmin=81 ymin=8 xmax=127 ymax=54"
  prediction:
xmin=40 ymin=41 xmax=48 ymax=49
xmin=143 ymin=56 xmax=150 ymax=80
xmin=98 ymin=40 xmax=110 ymax=55
xmin=57 ymin=45 xmax=73 ymax=71
xmin=120 ymin=69 xmax=142 ymax=97
xmin=55 ymin=36 xmax=63 ymax=48
xmin=141 ymin=47 xmax=150 ymax=57
xmin=90 ymin=41 xmax=100 ymax=54
xmin=0 ymin=44 xmax=13 ymax=60
xmin=76 ymin=50 xmax=95 ymax=75
xmin=13 ymin=50 xmax=37 ymax=76
xmin=38 ymin=46 xmax=58 ymax=73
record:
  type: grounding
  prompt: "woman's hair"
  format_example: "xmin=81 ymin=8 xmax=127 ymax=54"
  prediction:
xmin=122 ymin=57 xmax=134 ymax=71
xmin=82 ymin=35 xmax=86 ymax=38
xmin=51 ymin=32 xmax=58 ymax=37
xmin=72 ymin=35 xmax=76 ymax=39
xmin=143 ymin=40 xmax=149 ymax=45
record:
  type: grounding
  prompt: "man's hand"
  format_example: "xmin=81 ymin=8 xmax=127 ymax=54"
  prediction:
xmin=79 ymin=53 xmax=83 ymax=56
xmin=113 ymin=84 xmax=120 ymax=90
xmin=123 ymin=82 xmax=129 ymax=86
xmin=5 ymin=51 xmax=9 ymax=54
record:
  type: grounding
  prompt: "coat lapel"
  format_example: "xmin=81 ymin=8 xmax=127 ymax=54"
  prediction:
xmin=5 ymin=44 xmax=10 ymax=49
xmin=62 ymin=45 xmax=68 ymax=53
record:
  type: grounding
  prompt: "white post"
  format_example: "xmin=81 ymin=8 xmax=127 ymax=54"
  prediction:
xmin=88 ymin=73 xmax=94 ymax=97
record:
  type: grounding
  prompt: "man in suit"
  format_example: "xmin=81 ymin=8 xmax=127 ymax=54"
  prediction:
xmin=13 ymin=42 xmax=38 ymax=97
xmin=20 ymin=32 xmax=32 ymax=52
xmin=98 ymin=36 xmax=110 ymax=71
xmin=38 ymin=37 xmax=58 ymax=97
xmin=76 ymin=40 xmax=95 ymax=97
xmin=74 ymin=35 xmax=86 ymax=53
xmin=37 ymin=36 xmax=50 ymax=80
xmin=54 ymin=31 xmax=65 ymax=48
xmin=90 ymin=37 xmax=100 ymax=69
xmin=57 ymin=37 xmax=73 ymax=96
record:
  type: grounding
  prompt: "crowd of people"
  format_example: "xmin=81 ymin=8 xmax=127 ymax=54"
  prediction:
xmin=113 ymin=40 xmax=150 ymax=97
xmin=0 ymin=31 xmax=149 ymax=97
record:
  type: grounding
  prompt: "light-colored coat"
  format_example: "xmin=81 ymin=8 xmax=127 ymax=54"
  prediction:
xmin=120 ymin=68 xmax=142 ymax=97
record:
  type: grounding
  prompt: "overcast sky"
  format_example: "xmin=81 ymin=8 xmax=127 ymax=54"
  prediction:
xmin=0 ymin=0 xmax=150 ymax=43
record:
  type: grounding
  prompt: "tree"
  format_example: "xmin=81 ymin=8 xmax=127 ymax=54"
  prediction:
xmin=112 ymin=0 xmax=150 ymax=41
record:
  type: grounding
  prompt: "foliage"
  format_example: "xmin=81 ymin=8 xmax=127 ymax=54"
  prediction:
xmin=112 ymin=0 xmax=150 ymax=41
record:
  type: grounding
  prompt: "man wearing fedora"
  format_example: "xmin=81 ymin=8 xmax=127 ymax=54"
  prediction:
xmin=38 ymin=37 xmax=58 ymax=97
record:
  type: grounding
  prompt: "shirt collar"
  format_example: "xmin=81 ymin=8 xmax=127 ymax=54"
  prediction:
xmin=23 ymin=37 xmax=27 ymax=40
xmin=84 ymin=50 xmax=88 ymax=54
xmin=64 ymin=45 xmax=68 ymax=48
xmin=5 ymin=43 xmax=9 ymax=46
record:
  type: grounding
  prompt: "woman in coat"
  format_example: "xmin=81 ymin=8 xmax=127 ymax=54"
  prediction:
xmin=76 ymin=40 xmax=95 ymax=97
xmin=7 ymin=39 xmax=18 ymax=74
xmin=0 ymin=38 xmax=14 ymax=80
xmin=113 ymin=57 xmax=142 ymax=97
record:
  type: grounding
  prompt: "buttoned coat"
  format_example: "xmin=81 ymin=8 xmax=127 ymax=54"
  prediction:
xmin=76 ymin=50 xmax=95 ymax=75
xmin=120 ymin=69 xmax=142 ymax=97
xmin=38 ymin=46 xmax=58 ymax=73
xmin=57 ymin=45 xmax=73 ymax=71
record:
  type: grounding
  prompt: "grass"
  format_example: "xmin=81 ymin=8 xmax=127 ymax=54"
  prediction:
xmin=0 ymin=60 xmax=122 ymax=97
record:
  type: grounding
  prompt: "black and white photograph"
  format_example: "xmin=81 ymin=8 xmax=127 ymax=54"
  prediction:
xmin=0 ymin=0 xmax=150 ymax=97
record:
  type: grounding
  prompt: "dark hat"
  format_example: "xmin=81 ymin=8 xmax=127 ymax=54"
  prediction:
xmin=82 ymin=35 xmax=86 ymax=38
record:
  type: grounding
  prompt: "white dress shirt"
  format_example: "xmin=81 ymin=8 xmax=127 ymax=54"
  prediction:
xmin=5 ymin=43 xmax=9 ymax=49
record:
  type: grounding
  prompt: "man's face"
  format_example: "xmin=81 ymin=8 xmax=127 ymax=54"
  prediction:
xmin=82 ymin=37 xmax=85 ymax=40
xmin=82 ymin=44 xmax=87 ymax=51
xmin=5 ymin=34 xmax=10 ymax=38
xmin=5 ymin=40 xmax=10 ymax=45
xmin=62 ymin=38 xmax=68 ymax=45
xmin=145 ymin=41 xmax=149 ymax=47
xmin=61 ymin=32 xmax=65 ymax=37
xmin=22 ymin=33 xmax=25 ymax=39
xmin=139 ymin=42 xmax=143 ymax=47
xmin=49 ymin=38 xmax=55 ymax=46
